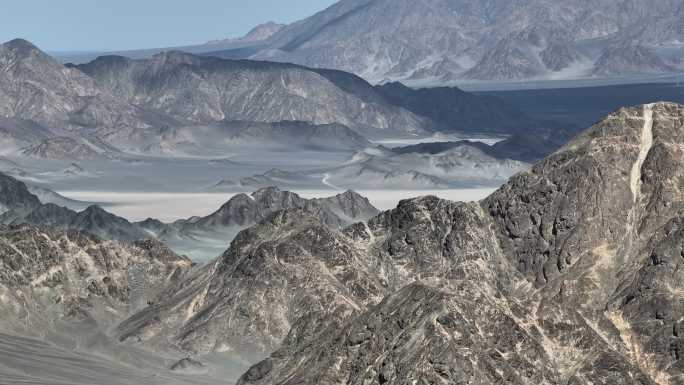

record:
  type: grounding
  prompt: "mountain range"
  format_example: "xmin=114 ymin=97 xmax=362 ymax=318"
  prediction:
xmin=2 ymin=2 xmax=684 ymax=382
xmin=1 ymin=36 xmax=573 ymax=192
xmin=238 ymin=0 xmax=684 ymax=83
xmin=0 ymin=38 xmax=421 ymax=157
xmin=239 ymin=102 xmax=684 ymax=384
xmin=58 ymin=0 xmax=684 ymax=83
xmin=1 ymin=102 xmax=683 ymax=384
xmin=0 ymin=38 xmax=566 ymax=163
xmin=0 ymin=169 xmax=380 ymax=260
xmin=237 ymin=102 xmax=684 ymax=383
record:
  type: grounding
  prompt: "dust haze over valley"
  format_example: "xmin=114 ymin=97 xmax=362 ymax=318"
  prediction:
xmin=1 ymin=1 xmax=684 ymax=385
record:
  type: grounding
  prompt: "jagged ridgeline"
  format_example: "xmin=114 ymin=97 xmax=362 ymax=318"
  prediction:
xmin=1 ymin=103 xmax=683 ymax=384
xmin=0 ymin=38 xmax=568 ymax=163
xmin=105 ymin=103 xmax=684 ymax=384
xmin=229 ymin=103 xmax=684 ymax=384
xmin=0 ymin=168 xmax=381 ymax=260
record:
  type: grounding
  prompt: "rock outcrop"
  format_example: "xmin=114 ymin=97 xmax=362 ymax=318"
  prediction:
xmin=0 ymin=38 xmax=431 ymax=158
xmin=0 ymin=224 xmax=192 ymax=334
xmin=116 ymin=209 xmax=386 ymax=353
xmin=235 ymin=103 xmax=684 ymax=384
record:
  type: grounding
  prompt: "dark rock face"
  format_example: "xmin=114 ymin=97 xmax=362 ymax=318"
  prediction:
xmin=116 ymin=209 xmax=386 ymax=353
xmin=374 ymin=82 xmax=555 ymax=136
xmin=608 ymin=215 xmax=684 ymax=380
xmin=0 ymin=39 xmax=147 ymax=136
xmin=390 ymin=133 xmax=576 ymax=163
xmin=239 ymin=279 xmax=659 ymax=385
xmin=234 ymin=103 xmax=684 ymax=385
xmin=484 ymin=103 xmax=684 ymax=302
xmin=346 ymin=195 xmax=520 ymax=290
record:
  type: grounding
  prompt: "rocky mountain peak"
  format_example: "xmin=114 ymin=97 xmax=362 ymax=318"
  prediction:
xmin=0 ymin=38 xmax=74 ymax=74
xmin=251 ymin=185 xmax=283 ymax=198
xmin=251 ymin=186 xmax=304 ymax=209
xmin=484 ymin=102 xmax=684 ymax=301
xmin=0 ymin=39 xmax=133 ymax=130
xmin=1 ymin=38 xmax=43 ymax=56
xmin=336 ymin=189 xmax=367 ymax=201
xmin=80 ymin=204 xmax=109 ymax=214
xmin=133 ymin=239 xmax=192 ymax=264
xmin=187 ymin=187 xmax=379 ymax=234
xmin=0 ymin=38 xmax=61 ymax=72
xmin=234 ymin=103 xmax=684 ymax=385
xmin=117 ymin=206 xmax=384 ymax=353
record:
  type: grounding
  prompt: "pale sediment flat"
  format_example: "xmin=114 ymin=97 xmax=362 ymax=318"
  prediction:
xmin=0 ymin=332 xmax=248 ymax=385
xmin=58 ymin=188 xmax=498 ymax=222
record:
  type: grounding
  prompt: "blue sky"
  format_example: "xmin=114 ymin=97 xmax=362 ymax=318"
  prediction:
xmin=1 ymin=0 xmax=337 ymax=52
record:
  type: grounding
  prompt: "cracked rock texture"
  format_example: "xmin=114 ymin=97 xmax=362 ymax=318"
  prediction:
xmin=235 ymin=103 xmax=684 ymax=385
xmin=0 ymin=38 xmax=428 ymax=159
xmin=2 ymin=103 xmax=682 ymax=385
xmin=116 ymin=209 xmax=386 ymax=353
xmin=0 ymin=224 xmax=192 ymax=335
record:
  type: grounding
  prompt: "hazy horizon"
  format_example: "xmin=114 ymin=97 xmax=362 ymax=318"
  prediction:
xmin=0 ymin=0 xmax=337 ymax=52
